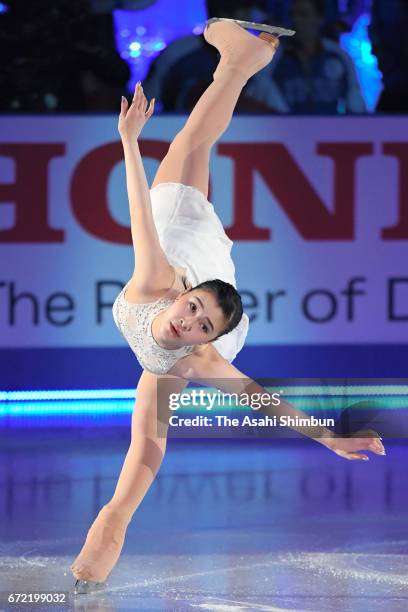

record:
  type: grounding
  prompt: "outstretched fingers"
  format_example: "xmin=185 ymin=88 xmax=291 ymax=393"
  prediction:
xmin=331 ymin=427 xmax=386 ymax=461
xmin=140 ymin=86 xmax=148 ymax=112
xmin=145 ymin=97 xmax=155 ymax=118
xmin=346 ymin=452 xmax=370 ymax=461
xmin=348 ymin=431 xmax=385 ymax=460
xmin=120 ymin=95 xmax=129 ymax=116
xmin=353 ymin=429 xmax=386 ymax=455
xmin=118 ymin=81 xmax=155 ymax=137
xmin=137 ymin=83 xmax=145 ymax=111
xmin=131 ymin=82 xmax=154 ymax=115
xmin=131 ymin=82 xmax=140 ymax=106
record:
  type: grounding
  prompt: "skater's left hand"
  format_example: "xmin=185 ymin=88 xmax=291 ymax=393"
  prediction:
xmin=119 ymin=82 xmax=155 ymax=140
xmin=320 ymin=428 xmax=385 ymax=461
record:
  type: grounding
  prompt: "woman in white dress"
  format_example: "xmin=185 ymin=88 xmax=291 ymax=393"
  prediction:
xmin=70 ymin=18 xmax=385 ymax=593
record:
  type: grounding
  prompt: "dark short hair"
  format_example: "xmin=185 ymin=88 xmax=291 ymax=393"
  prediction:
xmin=187 ymin=278 xmax=244 ymax=340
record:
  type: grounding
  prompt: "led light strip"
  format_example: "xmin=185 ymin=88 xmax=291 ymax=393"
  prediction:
xmin=0 ymin=389 xmax=135 ymax=402
xmin=0 ymin=384 xmax=407 ymax=403
xmin=0 ymin=396 xmax=407 ymax=418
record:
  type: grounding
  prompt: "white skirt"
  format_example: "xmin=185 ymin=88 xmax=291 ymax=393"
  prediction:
xmin=150 ymin=182 xmax=249 ymax=363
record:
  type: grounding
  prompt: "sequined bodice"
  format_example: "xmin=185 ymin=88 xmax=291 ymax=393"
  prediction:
xmin=112 ymin=277 xmax=195 ymax=375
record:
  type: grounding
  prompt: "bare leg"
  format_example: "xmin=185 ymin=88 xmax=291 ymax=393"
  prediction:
xmin=151 ymin=23 xmax=279 ymax=198
xmin=70 ymin=371 xmax=187 ymax=583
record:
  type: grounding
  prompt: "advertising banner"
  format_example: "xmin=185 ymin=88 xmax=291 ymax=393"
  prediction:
xmin=0 ymin=116 xmax=407 ymax=348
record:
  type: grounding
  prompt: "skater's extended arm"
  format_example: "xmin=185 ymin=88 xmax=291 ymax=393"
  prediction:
xmin=172 ymin=348 xmax=385 ymax=461
xmin=118 ymin=82 xmax=174 ymax=291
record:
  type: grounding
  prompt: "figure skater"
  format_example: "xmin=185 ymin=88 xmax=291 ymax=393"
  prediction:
xmin=70 ymin=18 xmax=385 ymax=594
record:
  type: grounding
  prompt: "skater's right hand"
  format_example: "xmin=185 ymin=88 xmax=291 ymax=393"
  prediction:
xmin=320 ymin=428 xmax=386 ymax=461
xmin=118 ymin=82 xmax=155 ymax=141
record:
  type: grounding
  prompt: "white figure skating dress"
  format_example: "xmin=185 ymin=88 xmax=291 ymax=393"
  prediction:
xmin=112 ymin=182 xmax=249 ymax=374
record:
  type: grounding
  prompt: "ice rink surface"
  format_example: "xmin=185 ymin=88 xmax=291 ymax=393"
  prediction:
xmin=0 ymin=431 xmax=407 ymax=611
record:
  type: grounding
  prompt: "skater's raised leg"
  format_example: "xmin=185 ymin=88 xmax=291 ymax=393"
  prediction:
xmin=151 ymin=21 xmax=279 ymax=198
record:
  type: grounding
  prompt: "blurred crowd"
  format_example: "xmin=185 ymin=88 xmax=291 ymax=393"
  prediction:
xmin=0 ymin=0 xmax=130 ymax=112
xmin=0 ymin=0 xmax=407 ymax=114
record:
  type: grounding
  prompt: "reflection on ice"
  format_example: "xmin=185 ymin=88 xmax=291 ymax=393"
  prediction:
xmin=1 ymin=436 xmax=407 ymax=610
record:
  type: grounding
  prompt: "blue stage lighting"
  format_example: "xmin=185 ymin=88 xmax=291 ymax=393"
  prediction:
xmin=340 ymin=12 xmax=383 ymax=112
xmin=113 ymin=0 xmax=207 ymax=89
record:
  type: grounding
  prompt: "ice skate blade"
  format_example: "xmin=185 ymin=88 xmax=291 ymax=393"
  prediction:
xmin=73 ymin=578 xmax=106 ymax=595
xmin=206 ymin=17 xmax=296 ymax=38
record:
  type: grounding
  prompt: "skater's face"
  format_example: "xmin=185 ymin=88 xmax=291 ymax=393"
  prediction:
xmin=157 ymin=288 xmax=227 ymax=348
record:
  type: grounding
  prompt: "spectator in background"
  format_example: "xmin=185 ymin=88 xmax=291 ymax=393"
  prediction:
xmin=266 ymin=0 xmax=363 ymax=43
xmin=0 ymin=0 xmax=130 ymax=112
xmin=143 ymin=0 xmax=275 ymax=113
xmin=246 ymin=0 xmax=367 ymax=114
xmin=369 ymin=0 xmax=408 ymax=113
